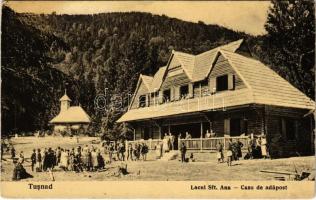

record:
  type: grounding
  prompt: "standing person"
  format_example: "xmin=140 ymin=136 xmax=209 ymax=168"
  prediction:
xmin=247 ymin=135 xmax=254 ymax=159
xmin=159 ymin=141 xmax=163 ymax=158
xmin=205 ymin=130 xmax=211 ymax=138
xmin=236 ymin=139 xmax=243 ymax=159
xmin=261 ymin=135 xmax=268 ymax=159
xmin=60 ymin=149 xmax=69 ymax=171
xmin=127 ymin=143 xmax=133 ymax=161
xmin=141 ymin=143 xmax=148 ymax=161
xmin=35 ymin=149 xmax=42 ymax=172
xmin=216 ymin=142 xmax=224 ymax=163
xmin=11 ymin=146 xmax=16 ymax=159
xmin=155 ymin=143 xmax=161 ymax=159
xmin=169 ymin=133 xmax=175 ymax=150
xmin=56 ymin=147 xmax=61 ymax=166
xmin=97 ymin=150 xmax=105 ymax=170
xmin=180 ymin=142 xmax=187 ymax=163
xmin=42 ymin=148 xmax=48 ymax=171
xmin=116 ymin=142 xmax=121 ymax=161
xmin=18 ymin=151 xmax=24 ymax=164
xmin=74 ymin=148 xmax=83 ymax=173
xmin=226 ymin=140 xmax=233 ymax=166
xmin=231 ymin=141 xmax=239 ymax=161
xmin=136 ymin=143 xmax=141 ymax=161
xmin=185 ymin=132 xmax=192 ymax=139
xmin=46 ymin=148 xmax=55 ymax=171
xmin=108 ymin=143 xmax=114 ymax=163
xmin=30 ymin=149 xmax=36 ymax=172
xmin=119 ymin=142 xmax=125 ymax=161
xmin=68 ymin=148 xmax=75 ymax=171
xmin=163 ymin=133 xmax=170 ymax=153
xmin=91 ymin=149 xmax=98 ymax=171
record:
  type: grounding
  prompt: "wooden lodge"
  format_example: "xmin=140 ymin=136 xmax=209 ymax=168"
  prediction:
xmin=117 ymin=39 xmax=315 ymax=158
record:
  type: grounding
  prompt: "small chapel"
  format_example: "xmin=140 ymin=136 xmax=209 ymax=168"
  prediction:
xmin=49 ymin=90 xmax=91 ymax=134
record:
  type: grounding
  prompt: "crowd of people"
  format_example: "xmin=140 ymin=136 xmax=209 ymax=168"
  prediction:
xmin=216 ymin=134 xmax=268 ymax=166
xmin=4 ymin=132 xmax=270 ymax=180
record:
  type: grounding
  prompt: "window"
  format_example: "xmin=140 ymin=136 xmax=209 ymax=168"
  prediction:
xmin=163 ymin=89 xmax=171 ymax=103
xmin=180 ymin=85 xmax=189 ymax=99
xmin=216 ymin=75 xmax=228 ymax=91
xmin=139 ymin=95 xmax=146 ymax=107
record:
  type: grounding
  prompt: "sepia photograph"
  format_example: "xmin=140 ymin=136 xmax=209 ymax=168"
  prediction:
xmin=1 ymin=0 xmax=315 ymax=198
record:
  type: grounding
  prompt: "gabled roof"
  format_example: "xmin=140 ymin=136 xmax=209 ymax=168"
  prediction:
xmin=150 ymin=66 xmax=167 ymax=93
xmin=117 ymin=46 xmax=315 ymax=123
xmin=173 ymin=52 xmax=195 ymax=80
xmin=192 ymin=39 xmax=244 ymax=82
xmin=219 ymin=49 xmax=315 ymax=110
xmin=50 ymin=106 xmax=91 ymax=124
xmin=140 ymin=75 xmax=153 ymax=91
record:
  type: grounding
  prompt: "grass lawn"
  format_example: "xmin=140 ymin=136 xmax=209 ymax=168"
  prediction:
xmin=1 ymin=136 xmax=314 ymax=181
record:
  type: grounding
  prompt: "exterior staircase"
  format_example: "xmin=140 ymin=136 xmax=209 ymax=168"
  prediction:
xmin=159 ymin=150 xmax=179 ymax=161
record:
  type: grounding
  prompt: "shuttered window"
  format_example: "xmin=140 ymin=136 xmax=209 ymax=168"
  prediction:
xmin=209 ymin=77 xmax=217 ymax=94
xmin=139 ymin=95 xmax=146 ymax=107
xmin=228 ymin=74 xmax=235 ymax=90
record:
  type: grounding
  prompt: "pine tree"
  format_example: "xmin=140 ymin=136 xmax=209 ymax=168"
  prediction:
xmin=265 ymin=0 xmax=315 ymax=98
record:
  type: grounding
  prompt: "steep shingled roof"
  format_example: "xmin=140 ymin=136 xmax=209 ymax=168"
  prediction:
xmin=192 ymin=39 xmax=244 ymax=82
xmin=50 ymin=106 xmax=91 ymax=124
xmin=149 ymin=66 xmax=167 ymax=93
xmin=117 ymin=46 xmax=315 ymax=123
xmin=219 ymin=49 xmax=315 ymax=110
xmin=140 ymin=75 xmax=154 ymax=91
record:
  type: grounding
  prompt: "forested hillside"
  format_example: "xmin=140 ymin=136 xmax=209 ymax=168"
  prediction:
xmin=2 ymin=6 xmax=81 ymax=134
xmin=2 ymin=0 xmax=314 ymax=139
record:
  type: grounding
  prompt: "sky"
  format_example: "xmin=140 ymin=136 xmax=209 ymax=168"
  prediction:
xmin=7 ymin=1 xmax=271 ymax=35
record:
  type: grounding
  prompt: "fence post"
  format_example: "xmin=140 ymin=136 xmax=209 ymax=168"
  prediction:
xmin=125 ymin=140 xmax=128 ymax=155
xmin=223 ymin=137 xmax=226 ymax=151
xmin=200 ymin=137 xmax=203 ymax=152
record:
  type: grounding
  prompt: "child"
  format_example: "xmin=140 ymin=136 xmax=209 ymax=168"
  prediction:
xmin=189 ymin=153 xmax=195 ymax=162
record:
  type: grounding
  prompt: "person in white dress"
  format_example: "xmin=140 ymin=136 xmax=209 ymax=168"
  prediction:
xmin=163 ymin=133 xmax=170 ymax=153
xmin=60 ymin=150 xmax=69 ymax=171
xmin=260 ymin=135 xmax=268 ymax=159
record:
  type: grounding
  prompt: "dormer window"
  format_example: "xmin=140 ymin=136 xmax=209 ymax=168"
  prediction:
xmin=216 ymin=74 xmax=235 ymax=92
xmin=163 ymin=89 xmax=171 ymax=103
xmin=180 ymin=85 xmax=189 ymax=99
xmin=139 ymin=95 xmax=146 ymax=107
xmin=216 ymin=75 xmax=228 ymax=91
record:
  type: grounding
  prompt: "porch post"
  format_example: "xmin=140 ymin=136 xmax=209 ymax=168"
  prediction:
xmin=133 ymin=129 xmax=136 ymax=141
xmin=200 ymin=122 xmax=203 ymax=151
xmin=168 ymin=124 xmax=171 ymax=133
xmin=158 ymin=126 xmax=162 ymax=139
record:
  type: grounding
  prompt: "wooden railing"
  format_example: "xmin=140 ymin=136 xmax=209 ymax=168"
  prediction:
xmin=126 ymin=135 xmax=253 ymax=151
xmin=179 ymin=136 xmax=250 ymax=151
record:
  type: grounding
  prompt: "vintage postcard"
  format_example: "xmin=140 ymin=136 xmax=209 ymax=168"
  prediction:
xmin=1 ymin=0 xmax=315 ymax=198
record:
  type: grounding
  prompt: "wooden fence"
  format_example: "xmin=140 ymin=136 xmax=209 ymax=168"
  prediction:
xmin=125 ymin=135 xmax=252 ymax=151
xmin=179 ymin=136 xmax=250 ymax=151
